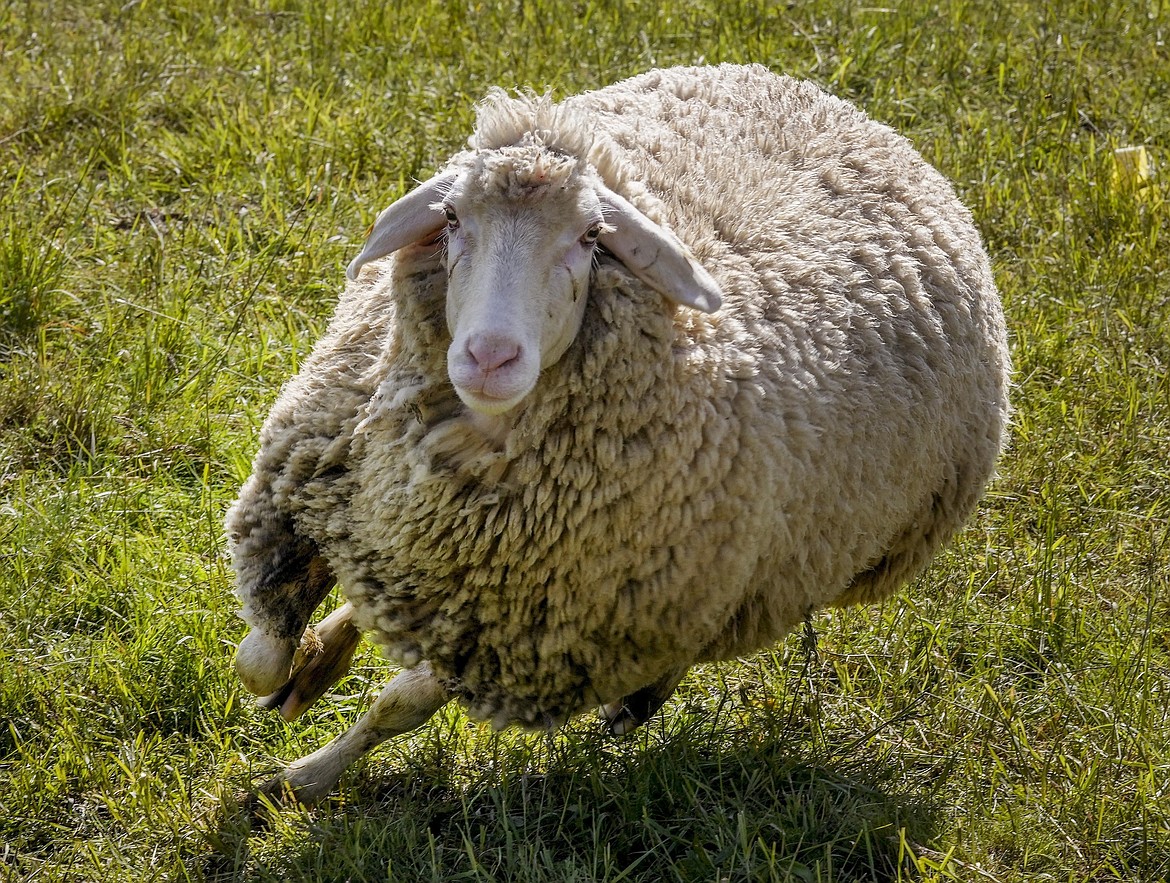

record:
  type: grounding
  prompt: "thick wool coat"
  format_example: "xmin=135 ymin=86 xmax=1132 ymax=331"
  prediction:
xmin=228 ymin=64 xmax=1010 ymax=727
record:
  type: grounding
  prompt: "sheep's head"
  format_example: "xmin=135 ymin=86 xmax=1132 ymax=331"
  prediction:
xmin=346 ymin=143 xmax=722 ymax=416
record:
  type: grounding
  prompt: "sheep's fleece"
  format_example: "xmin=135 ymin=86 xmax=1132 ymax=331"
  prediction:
xmin=228 ymin=63 xmax=1011 ymax=728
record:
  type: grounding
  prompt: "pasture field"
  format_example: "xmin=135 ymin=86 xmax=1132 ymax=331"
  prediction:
xmin=1 ymin=0 xmax=1167 ymax=880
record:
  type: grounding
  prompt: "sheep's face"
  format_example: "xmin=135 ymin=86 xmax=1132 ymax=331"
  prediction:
xmin=345 ymin=143 xmax=723 ymax=419
xmin=440 ymin=147 xmax=603 ymax=416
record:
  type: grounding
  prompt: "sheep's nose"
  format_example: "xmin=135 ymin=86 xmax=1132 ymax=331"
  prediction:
xmin=466 ymin=333 xmax=520 ymax=372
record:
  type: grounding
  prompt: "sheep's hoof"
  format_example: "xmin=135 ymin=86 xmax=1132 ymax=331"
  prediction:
xmin=254 ymin=773 xmax=326 ymax=811
xmin=234 ymin=630 xmax=298 ymax=696
xmin=249 ymin=748 xmax=350 ymax=814
xmin=238 ymin=776 xmax=319 ymax=824
xmin=600 ymin=700 xmax=649 ymax=736
xmin=600 ymin=671 xmax=686 ymax=735
xmin=258 ymin=603 xmax=362 ymax=721
xmin=599 ymin=687 xmax=663 ymax=735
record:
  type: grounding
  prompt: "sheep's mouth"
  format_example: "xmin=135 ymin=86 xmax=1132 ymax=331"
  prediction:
xmin=452 ymin=383 xmax=529 ymax=417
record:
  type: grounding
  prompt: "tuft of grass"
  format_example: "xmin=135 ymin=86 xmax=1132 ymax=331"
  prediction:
xmin=1 ymin=0 xmax=1168 ymax=881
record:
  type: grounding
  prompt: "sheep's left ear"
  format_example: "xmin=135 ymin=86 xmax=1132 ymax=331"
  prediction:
xmin=347 ymin=171 xmax=460 ymax=280
xmin=595 ymin=184 xmax=723 ymax=313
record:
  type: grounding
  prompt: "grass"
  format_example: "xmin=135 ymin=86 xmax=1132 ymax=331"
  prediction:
xmin=0 ymin=0 xmax=1167 ymax=880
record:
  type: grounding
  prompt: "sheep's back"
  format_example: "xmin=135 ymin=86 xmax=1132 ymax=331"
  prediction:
xmin=570 ymin=62 xmax=1010 ymax=640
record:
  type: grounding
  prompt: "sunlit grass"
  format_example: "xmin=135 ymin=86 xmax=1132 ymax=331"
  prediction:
xmin=1 ymin=0 xmax=1167 ymax=880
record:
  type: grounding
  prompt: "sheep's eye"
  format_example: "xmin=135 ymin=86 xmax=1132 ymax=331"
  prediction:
xmin=444 ymin=207 xmax=459 ymax=228
xmin=582 ymin=226 xmax=601 ymax=245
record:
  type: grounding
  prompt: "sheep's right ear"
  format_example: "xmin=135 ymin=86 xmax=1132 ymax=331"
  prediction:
xmin=346 ymin=171 xmax=460 ymax=280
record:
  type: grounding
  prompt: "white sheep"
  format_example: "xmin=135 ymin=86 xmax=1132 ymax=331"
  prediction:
xmin=226 ymin=63 xmax=1011 ymax=805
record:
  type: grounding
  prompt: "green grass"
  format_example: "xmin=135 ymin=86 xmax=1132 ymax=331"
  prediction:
xmin=1 ymin=0 xmax=1167 ymax=880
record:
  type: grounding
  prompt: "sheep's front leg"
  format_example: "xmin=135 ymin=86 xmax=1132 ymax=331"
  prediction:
xmin=600 ymin=665 xmax=689 ymax=735
xmin=258 ymin=663 xmax=451 ymax=807
xmin=233 ymin=544 xmax=337 ymax=696
xmin=258 ymin=602 xmax=363 ymax=721
xmin=228 ymin=475 xmax=339 ymax=696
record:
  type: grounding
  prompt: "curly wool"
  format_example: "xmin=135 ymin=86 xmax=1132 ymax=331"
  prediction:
xmin=231 ymin=64 xmax=1010 ymax=728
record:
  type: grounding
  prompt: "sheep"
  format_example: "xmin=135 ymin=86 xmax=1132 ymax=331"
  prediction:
xmin=226 ymin=63 xmax=1011 ymax=805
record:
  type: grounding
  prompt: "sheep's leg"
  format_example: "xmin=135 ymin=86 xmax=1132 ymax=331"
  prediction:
xmin=257 ymin=663 xmax=450 ymax=807
xmin=233 ymin=547 xmax=337 ymax=695
xmin=599 ymin=665 xmax=690 ymax=735
xmin=230 ymin=542 xmax=336 ymax=701
xmin=230 ymin=510 xmax=338 ymax=696
xmin=258 ymin=602 xmax=363 ymax=721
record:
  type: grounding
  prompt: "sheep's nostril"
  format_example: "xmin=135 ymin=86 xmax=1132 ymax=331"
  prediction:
xmin=467 ymin=334 xmax=520 ymax=372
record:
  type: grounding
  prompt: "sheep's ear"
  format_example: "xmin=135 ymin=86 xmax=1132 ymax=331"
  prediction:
xmin=346 ymin=171 xmax=460 ymax=280
xmin=596 ymin=185 xmax=723 ymax=313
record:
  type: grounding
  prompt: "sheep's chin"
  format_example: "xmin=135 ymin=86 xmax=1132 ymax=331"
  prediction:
xmin=454 ymin=385 xmax=528 ymax=417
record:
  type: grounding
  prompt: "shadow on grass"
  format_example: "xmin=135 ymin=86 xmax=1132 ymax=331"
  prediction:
xmin=196 ymin=701 xmax=942 ymax=883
